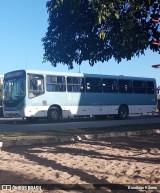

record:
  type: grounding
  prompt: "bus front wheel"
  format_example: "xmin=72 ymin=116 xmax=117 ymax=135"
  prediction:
xmin=118 ymin=105 xmax=129 ymax=120
xmin=47 ymin=108 xmax=60 ymax=122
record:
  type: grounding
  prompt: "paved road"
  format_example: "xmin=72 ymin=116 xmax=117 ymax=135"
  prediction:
xmin=0 ymin=116 xmax=160 ymax=133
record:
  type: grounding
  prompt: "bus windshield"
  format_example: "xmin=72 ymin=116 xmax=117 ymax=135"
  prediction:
xmin=4 ymin=77 xmax=25 ymax=100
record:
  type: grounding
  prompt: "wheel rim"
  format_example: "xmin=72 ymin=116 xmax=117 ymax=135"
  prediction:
xmin=51 ymin=110 xmax=58 ymax=120
xmin=119 ymin=106 xmax=128 ymax=119
xmin=121 ymin=109 xmax=127 ymax=118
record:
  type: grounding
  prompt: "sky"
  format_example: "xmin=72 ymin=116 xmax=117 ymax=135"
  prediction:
xmin=0 ymin=0 xmax=160 ymax=85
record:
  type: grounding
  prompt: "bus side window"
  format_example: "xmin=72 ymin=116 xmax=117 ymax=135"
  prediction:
xmin=46 ymin=75 xmax=66 ymax=92
xmin=118 ymin=80 xmax=133 ymax=93
xmin=146 ymin=81 xmax=155 ymax=94
xmin=103 ymin=79 xmax=118 ymax=93
xmin=30 ymin=79 xmax=36 ymax=90
xmin=28 ymin=74 xmax=44 ymax=98
xmin=67 ymin=77 xmax=84 ymax=92
xmin=133 ymin=80 xmax=146 ymax=94
xmin=86 ymin=78 xmax=102 ymax=93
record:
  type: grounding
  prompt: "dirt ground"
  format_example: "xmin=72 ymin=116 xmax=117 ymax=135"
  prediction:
xmin=0 ymin=134 xmax=160 ymax=193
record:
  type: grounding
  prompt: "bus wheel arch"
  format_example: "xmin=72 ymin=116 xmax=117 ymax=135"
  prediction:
xmin=118 ymin=105 xmax=129 ymax=120
xmin=47 ymin=105 xmax=62 ymax=122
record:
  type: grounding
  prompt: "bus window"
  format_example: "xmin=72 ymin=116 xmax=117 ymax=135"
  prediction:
xmin=133 ymin=80 xmax=146 ymax=94
xmin=85 ymin=77 xmax=102 ymax=93
xmin=46 ymin=75 xmax=66 ymax=92
xmin=146 ymin=81 xmax=155 ymax=94
xmin=118 ymin=80 xmax=133 ymax=93
xmin=103 ymin=79 xmax=118 ymax=93
xmin=4 ymin=78 xmax=25 ymax=100
xmin=67 ymin=77 xmax=84 ymax=92
xmin=28 ymin=74 xmax=44 ymax=98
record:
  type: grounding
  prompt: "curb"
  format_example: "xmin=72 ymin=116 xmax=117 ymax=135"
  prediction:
xmin=0 ymin=129 xmax=160 ymax=149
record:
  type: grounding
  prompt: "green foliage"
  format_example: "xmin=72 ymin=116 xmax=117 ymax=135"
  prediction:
xmin=42 ymin=0 xmax=160 ymax=69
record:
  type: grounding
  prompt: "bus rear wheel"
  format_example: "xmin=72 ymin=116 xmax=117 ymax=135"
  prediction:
xmin=118 ymin=105 xmax=129 ymax=120
xmin=47 ymin=108 xmax=60 ymax=122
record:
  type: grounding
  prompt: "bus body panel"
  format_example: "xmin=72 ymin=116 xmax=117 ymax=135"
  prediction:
xmin=3 ymin=69 xmax=157 ymax=120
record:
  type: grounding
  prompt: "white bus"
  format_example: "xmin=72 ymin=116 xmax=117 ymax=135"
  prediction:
xmin=3 ymin=69 xmax=157 ymax=122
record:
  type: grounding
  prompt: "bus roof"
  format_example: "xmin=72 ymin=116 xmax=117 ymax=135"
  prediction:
xmin=5 ymin=69 xmax=156 ymax=81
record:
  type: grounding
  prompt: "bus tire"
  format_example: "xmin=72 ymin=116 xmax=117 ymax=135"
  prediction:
xmin=118 ymin=105 xmax=129 ymax=120
xmin=47 ymin=108 xmax=60 ymax=122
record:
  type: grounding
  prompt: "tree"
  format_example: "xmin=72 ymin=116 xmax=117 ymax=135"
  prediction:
xmin=42 ymin=0 xmax=160 ymax=69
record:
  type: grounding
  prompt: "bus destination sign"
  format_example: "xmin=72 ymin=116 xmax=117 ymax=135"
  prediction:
xmin=4 ymin=70 xmax=25 ymax=79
